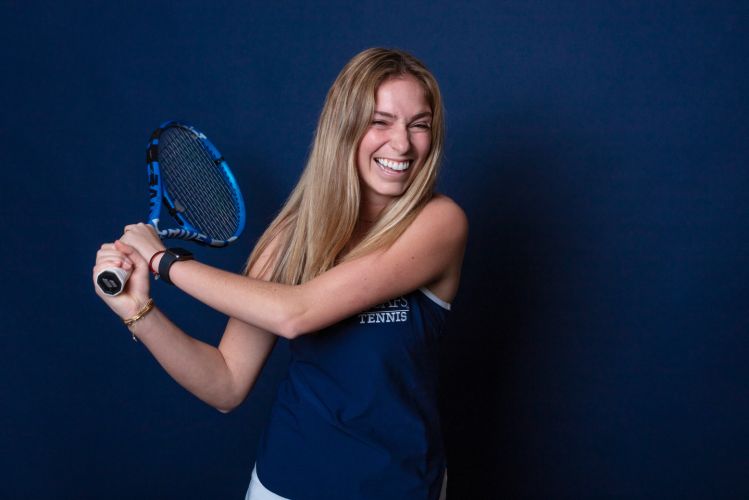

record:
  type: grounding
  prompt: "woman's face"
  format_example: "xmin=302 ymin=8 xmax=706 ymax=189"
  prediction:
xmin=356 ymin=75 xmax=432 ymax=211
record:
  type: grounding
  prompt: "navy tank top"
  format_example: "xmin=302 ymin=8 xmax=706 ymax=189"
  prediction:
xmin=255 ymin=287 xmax=450 ymax=499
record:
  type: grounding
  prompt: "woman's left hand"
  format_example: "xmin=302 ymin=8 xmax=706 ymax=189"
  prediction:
xmin=119 ymin=223 xmax=166 ymax=263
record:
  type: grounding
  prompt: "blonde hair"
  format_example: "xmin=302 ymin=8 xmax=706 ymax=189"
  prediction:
xmin=245 ymin=48 xmax=445 ymax=284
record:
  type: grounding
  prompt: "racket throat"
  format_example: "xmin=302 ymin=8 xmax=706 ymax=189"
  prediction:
xmin=165 ymin=197 xmax=186 ymax=225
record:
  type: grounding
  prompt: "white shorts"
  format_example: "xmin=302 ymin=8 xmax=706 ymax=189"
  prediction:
xmin=244 ymin=464 xmax=447 ymax=499
xmin=245 ymin=464 xmax=290 ymax=500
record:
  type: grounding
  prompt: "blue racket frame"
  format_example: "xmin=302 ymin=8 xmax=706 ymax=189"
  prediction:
xmin=146 ymin=121 xmax=246 ymax=247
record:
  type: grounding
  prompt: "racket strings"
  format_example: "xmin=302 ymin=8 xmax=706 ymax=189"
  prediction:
xmin=158 ymin=128 xmax=241 ymax=240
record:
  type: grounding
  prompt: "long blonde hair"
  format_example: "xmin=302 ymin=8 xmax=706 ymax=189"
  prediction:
xmin=245 ymin=48 xmax=445 ymax=284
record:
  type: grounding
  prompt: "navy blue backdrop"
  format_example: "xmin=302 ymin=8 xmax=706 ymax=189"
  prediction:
xmin=1 ymin=1 xmax=747 ymax=498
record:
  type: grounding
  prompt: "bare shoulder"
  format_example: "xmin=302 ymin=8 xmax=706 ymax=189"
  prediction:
xmin=414 ymin=194 xmax=469 ymax=245
xmin=398 ymin=194 xmax=468 ymax=302
xmin=287 ymin=195 xmax=468 ymax=327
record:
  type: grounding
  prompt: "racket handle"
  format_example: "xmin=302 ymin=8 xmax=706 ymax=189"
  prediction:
xmin=96 ymin=267 xmax=132 ymax=296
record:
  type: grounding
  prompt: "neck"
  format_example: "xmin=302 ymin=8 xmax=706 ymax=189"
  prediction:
xmin=359 ymin=195 xmax=388 ymax=225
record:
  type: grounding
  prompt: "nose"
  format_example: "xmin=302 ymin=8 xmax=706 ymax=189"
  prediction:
xmin=388 ymin=124 xmax=411 ymax=154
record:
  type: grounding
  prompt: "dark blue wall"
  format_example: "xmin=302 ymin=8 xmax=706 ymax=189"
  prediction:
xmin=1 ymin=1 xmax=746 ymax=498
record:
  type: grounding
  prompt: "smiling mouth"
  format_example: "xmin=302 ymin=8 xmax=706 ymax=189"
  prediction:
xmin=375 ymin=158 xmax=411 ymax=172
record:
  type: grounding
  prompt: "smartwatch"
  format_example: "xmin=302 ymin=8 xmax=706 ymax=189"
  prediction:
xmin=158 ymin=247 xmax=194 ymax=285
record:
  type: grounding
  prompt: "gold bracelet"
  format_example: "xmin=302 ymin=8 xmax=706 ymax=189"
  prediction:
xmin=122 ymin=298 xmax=155 ymax=341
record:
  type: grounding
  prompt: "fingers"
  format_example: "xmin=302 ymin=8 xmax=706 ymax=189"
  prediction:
xmin=114 ymin=239 xmax=134 ymax=252
xmin=114 ymin=239 xmax=148 ymax=266
xmin=135 ymin=222 xmax=161 ymax=236
xmin=119 ymin=223 xmax=165 ymax=260
xmin=94 ymin=236 xmax=152 ymax=307
xmin=96 ymin=244 xmax=134 ymax=270
xmin=123 ymin=222 xmax=158 ymax=238
xmin=124 ymin=222 xmax=150 ymax=232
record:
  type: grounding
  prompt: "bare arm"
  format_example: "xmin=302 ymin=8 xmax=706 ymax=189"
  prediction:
xmin=93 ymin=242 xmax=277 ymax=412
xmin=125 ymin=310 xmax=275 ymax=412
xmin=123 ymin=195 xmax=468 ymax=339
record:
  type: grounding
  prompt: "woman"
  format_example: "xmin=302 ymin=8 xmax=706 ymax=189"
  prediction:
xmin=93 ymin=48 xmax=467 ymax=499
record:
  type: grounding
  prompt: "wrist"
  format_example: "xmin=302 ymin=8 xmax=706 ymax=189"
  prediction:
xmin=157 ymin=248 xmax=195 ymax=285
xmin=121 ymin=295 xmax=152 ymax=319
xmin=123 ymin=298 xmax=156 ymax=342
xmin=149 ymin=250 xmax=166 ymax=276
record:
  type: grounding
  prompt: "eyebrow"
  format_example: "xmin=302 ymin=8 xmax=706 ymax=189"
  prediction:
xmin=374 ymin=110 xmax=433 ymax=121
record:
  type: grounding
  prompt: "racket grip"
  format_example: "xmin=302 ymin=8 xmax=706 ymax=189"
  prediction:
xmin=96 ymin=267 xmax=132 ymax=296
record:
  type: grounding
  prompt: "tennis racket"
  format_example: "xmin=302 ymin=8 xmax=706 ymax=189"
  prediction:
xmin=96 ymin=121 xmax=246 ymax=296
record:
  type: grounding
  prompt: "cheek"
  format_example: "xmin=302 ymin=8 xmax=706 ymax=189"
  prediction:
xmin=416 ymin=136 xmax=432 ymax=159
xmin=357 ymin=133 xmax=380 ymax=162
xmin=356 ymin=143 xmax=369 ymax=171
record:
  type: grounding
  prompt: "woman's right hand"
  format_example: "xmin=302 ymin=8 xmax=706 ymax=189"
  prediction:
xmin=93 ymin=240 xmax=152 ymax=320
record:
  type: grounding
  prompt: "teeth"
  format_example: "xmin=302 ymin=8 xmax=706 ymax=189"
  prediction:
xmin=376 ymin=158 xmax=410 ymax=171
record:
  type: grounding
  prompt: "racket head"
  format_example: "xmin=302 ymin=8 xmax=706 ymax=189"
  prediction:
xmin=146 ymin=121 xmax=246 ymax=247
